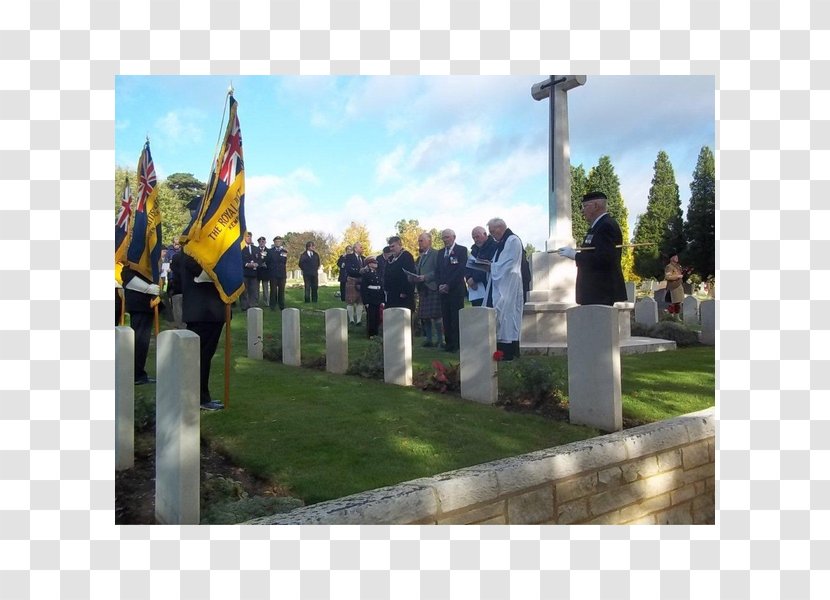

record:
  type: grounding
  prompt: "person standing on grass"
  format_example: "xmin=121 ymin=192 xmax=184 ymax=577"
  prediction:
xmin=344 ymin=242 xmax=366 ymax=326
xmin=484 ymin=218 xmax=524 ymax=361
xmin=360 ymin=256 xmax=385 ymax=338
xmin=383 ymin=236 xmax=416 ymax=311
xmin=181 ymin=252 xmax=226 ymax=411
xmin=267 ymin=236 xmax=288 ymax=310
xmin=435 ymin=229 xmax=468 ymax=353
xmin=299 ymin=241 xmax=321 ymax=303
xmin=558 ymin=191 xmax=626 ymax=307
xmin=410 ymin=232 xmax=443 ymax=347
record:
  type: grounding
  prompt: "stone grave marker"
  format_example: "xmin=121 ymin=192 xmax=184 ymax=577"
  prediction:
xmin=115 ymin=326 xmax=134 ymax=470
xmin=634 ymin=296 xmax=659 ymax=327
xmin=282 ymin=308 xmax=301 ymax=366
xmin=383 ymin=307 xmax=412 ymax=386
xmin=247 ymin=307 xmax=263 ymax=359
xmin=566 ymin=305 xmax=622 ymax=432
xmin=325 ymin=308 xmax=348 ymax=375
xmin=155 ymin=329 xmax=201 ymax=525
xmin=459 ymin=307 xmax=498 ymax=404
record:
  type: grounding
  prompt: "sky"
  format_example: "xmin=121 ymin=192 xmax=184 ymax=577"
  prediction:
xmin=115 ymin=75 xmax=714 ymax=253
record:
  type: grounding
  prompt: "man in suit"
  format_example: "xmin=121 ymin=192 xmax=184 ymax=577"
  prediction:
xmin=435 ymin=229 xmax=468 ymax=352
xmin=241 ymin=231 xmax=260 ymax=311
xmin=267 ymin=235 xmax=288 ymax=310
xmin=299 ymin=240 xmax=321 ymax=302
xmin=558 ymin=191 xmax=627 ymax=306
xmin=181 ymin=252 xmax=226 ymax=411
xmin=255 ymin=236 xmax=270 ymax=306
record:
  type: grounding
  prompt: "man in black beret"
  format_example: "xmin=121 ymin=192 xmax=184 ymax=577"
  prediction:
xmin=558 ymin=191 xmax=627 ymax=306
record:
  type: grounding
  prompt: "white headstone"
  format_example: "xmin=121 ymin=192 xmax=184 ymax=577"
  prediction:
xmin=683 ymin=295 xmax=700 ymax=326
xmin=155 ymin=329 xmax=201 ymax=525
xmin=115 ymin=326 xmax=134 ymax=470
xmin=700 ymin=300 xmax=715 ymax=345
xmin=634 ymin=296 xmax=659 ymax=326
xmin=383 ymin=307 xmax=412 ymax=386
xmin=566 ymin=305 xmax=622 ymax=432
xmin=319 ymin=269 xmax=329 ymax=284
xmin=325 ymin=308 xmax=348 ymax=375
xmin=247 ymin=307 xmax=263 ymax=359
xmin=625 ymin=281 xmax=636 ymax=302
xmin=459 ymin=307 xmax=498 ymax=404
xmin=282 ymin=308 xmax=301 ymax=366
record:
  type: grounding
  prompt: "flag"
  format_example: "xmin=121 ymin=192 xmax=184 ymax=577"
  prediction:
xmin=182 ymin=94 xmax=246 ymax=304
xmin=114 ymin=175 xmax=133 ymax=285
xmin=126 ymin=140 xmax=162 ymax=283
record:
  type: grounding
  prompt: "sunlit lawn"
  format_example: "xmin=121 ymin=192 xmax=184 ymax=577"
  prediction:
xmin=146 ymin=282 xmax=714 ymax=504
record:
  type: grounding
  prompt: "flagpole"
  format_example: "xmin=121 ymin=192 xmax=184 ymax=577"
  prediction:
xmin=224 ymin=303 xmax=231 ymax=408
xmin=118 ymin=288 xmax=126 ymax=325
xmin=153 ymin=304 xmax=159 ymax=337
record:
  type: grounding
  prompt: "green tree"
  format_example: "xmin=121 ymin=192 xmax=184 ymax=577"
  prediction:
xmin=683 ymin=146 xmax=715 ymax=280
xmin=394 ymin=219 xmax=424 ymax=257
xmin=114 ymin=167 xmax=193 ymax=247
xmin=327 ymin=222 xmax=374 ymax=274
xmin=570 ymin=164 xmax=589 ymax=244
xmin=632 ymin=151 xmax=686 ymax=279
xmin=586 ymin=156 xmax=635 ymax=281
xmin=283 ymin=230 xmax=336 ymax=274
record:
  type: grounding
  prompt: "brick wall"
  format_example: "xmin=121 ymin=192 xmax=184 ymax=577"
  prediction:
xmin=249 ymin=408 xmax=715 ymax=525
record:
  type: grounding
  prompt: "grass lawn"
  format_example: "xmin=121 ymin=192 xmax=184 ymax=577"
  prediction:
xmin=147 ymin=282 xmax=714 ymax=505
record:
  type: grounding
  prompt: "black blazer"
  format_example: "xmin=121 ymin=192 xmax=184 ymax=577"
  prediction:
xmin=383 ymin=251 xmax=416 ymax=309
xmin=241 ymin=244 xmax=260 ymax=278
xmin=267 ymin=246 xmax=288 ymax=279
xmin=435 ymin=243 xmax=469 ymax=297
xmin=574 ymin=214 xmax=627 ymax=306
xmin=299 ymin=250 xmax=321 ymax=276
xmin=467 ymin=236 xmax=497 ymax=286
xmin=181 ymin=254 xmax=226 ymax=323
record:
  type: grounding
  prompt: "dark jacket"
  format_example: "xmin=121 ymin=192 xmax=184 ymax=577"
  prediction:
xmin=241 ymin=244 xmax=260 ymax=278
xmin=121 ymin=266 xmax=155 ymax=313
xmin=574 ymin=214 xmax=627 ymax=306
xmin=383 ymin=250 xmax=416 ymax=309
xmin=466 ymin=236 xmax=497 ymax=286
xmin=299 ymin=250 xmax=321 ymax=276
xmin=181 ymin=254 xmax=226 ymax=323
xmin=255 ymin=245 xmax=270 ymax=280
xmin=168 ymin=252 xmax=184 ymax=296
xmin=267 ymin=245 xmax=288 ymax=279
xmin=337 ymin=254 xmax=350 ymax=283
xmin=435 ymin=243 xmax=469 ymax=298
xmin=360 ymin=269 xmax=385 ymax=305
xmin=343 ymin=253 xmax=365 ymax=278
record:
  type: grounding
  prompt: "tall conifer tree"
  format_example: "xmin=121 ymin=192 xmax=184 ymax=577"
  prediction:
xmin=683 ymin=146 xmax=715 ymax=280
xmin=632 ymin=150 xmax=686 ymax=279
xmin=570 ymin=164 xmax=589 ymax=244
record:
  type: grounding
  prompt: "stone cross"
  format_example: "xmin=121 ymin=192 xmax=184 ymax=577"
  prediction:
xmin=531 ymin=75 xmax=587 ymax=251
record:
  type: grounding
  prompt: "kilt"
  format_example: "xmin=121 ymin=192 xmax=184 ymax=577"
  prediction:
xmin=345 ymin=276 xmax=362 ymax=303
xmin=417 ymin=286 xmax=442 ymax=319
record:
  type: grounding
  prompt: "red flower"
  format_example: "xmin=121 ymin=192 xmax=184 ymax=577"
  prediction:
xmin=493 ymin=351 xmax=504 ymax=361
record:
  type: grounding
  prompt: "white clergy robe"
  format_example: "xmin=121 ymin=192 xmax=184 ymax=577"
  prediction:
xmin=486 ymin=233 xmax=524 ymax=343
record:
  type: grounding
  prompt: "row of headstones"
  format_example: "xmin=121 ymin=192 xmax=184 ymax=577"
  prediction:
xmin=632 ymin=296 xmax=715 ymax=345
xmin=245 ymin=307 xmax=499 ymax=403
xmin=114 ymin=299 xmax=711 ymax=524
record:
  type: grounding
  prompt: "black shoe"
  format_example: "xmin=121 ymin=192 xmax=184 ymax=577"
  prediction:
xmin=355 ymin=321 xmax=362 ymax=327
xmin=422 ymin=340 xmax=434 ymax=347
xmin=200 ymin=401 xmax=224 ymax=411
xmin=135 ymin=376 xmax=156 ymax=385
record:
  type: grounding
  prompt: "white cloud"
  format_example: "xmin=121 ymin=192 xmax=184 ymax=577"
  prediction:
xmin=151 ymin=110 xmax=205 ymax=150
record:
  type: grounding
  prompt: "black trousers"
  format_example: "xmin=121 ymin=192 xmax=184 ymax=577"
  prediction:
xmin=440 ymin=294 xmax=464 ymax=351
xmin=303 ymin=274 xmax=318 ymax=302
xmin=242 ymin=276 xmax=259 ymax=310
xmin=470 ymin=298 xmax=484 ymax=307
xmin=129 ymin=311 xmax=153 ymax=380
xmin=269 ymin=277 xmax=286 ymax=310
xmin=365 ymin=303 xmax=381 ymax=337
xmin=187 ymin=320 xmax=225 ymax=405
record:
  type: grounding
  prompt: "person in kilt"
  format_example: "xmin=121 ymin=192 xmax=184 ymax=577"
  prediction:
xmin=410 ymin=232 xmax=443 ymax=347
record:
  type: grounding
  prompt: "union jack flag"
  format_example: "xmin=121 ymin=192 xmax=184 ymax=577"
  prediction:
xmin=182 ymin=94 xmax=246 ymax=304
xmin=126 ymin=140 xmax=162 ymax=283
xmin=115 ymin=175 xmax=133 ymax=284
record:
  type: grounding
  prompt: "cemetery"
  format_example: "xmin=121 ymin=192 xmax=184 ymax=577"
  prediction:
xmin=115 ymin=76 xmax=715 ymax=525
xmin=115 ymin=283 xmax=714 ymax=525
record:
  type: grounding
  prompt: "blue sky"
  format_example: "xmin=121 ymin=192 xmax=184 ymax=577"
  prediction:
xmin=115 ymin=75 xmax=714 ymax=252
